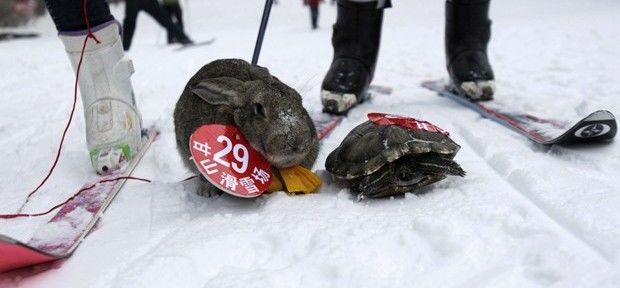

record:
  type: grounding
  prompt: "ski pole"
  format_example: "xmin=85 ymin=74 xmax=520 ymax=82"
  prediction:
xmin=251 ymin=0 xmax=274 ymax=65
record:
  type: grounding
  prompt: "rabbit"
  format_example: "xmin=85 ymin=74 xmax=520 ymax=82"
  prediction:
xmin=174 ymin=58 xmax=319 ymax=196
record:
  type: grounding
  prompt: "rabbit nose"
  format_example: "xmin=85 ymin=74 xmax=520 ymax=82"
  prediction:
xmin=291 ymin=145 xmax=303 ymax=153
xmin=289 ymin=137 xmax=304 ymax=150
xmin=265 ymin=133 xmax=304 ymax=154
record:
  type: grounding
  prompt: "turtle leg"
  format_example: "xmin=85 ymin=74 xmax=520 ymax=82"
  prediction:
xmin=351 ymin=169 xmax=391 ymax=199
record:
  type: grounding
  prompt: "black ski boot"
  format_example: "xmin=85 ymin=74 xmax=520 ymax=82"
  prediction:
xmin=445 ymin=0 xmax=495 ymax=100
xmin=321 ymin=0 xmax=384 ymax=114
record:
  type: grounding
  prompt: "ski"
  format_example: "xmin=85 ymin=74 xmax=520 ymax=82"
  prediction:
xmin=0 ymin=128 xmax=158 ymax=273
xmin=422 ymin=79 xmax=617 ymax=145
xmin=368 ymin=84 xmax=393 ymax=96
xmin=174 ymin=38 xmax=216 ymax=51
xmin=311 ymin=112 xmax=343 ymax=141
xmin=0 ymin=32 xmax=39 ymax=42
xmin=0 ymin=86 xmax=378 ymax=273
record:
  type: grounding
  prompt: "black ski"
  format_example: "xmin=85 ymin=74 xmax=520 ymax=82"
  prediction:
xmin=0 ymin=32 xmax=39 ymax=42
xmin=175 ymin=38 xmax=216 ymax=51
xmin=422 ymin=79 xmax=617 ymax=145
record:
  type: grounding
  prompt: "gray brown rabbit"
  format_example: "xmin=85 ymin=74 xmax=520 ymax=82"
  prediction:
xmin=174 ymin=58 xmax=319 ymax=196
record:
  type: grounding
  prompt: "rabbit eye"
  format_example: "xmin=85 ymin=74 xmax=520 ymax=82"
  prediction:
xmin=254 ymin=103 xmax=266 ymax=118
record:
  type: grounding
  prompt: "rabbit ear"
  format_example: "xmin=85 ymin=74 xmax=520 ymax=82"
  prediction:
xmin=191 ymin=77 xmax=245 ymax=107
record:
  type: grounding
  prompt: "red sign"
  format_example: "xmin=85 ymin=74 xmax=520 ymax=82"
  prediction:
xmin=189 ymin=124 xmax=272 ymax=198
xmin=367 ymin=112 xmax=449 ymax=136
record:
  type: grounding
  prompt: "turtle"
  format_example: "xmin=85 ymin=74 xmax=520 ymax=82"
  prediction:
xmin=325 ymin=115 xmax=465 ymax=199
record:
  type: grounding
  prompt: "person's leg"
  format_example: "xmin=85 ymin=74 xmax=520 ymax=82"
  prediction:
xmin=45 ymin=0 xmax=113 ymax=31
xmin=316 ymin=4 xmax=320 ymax=27
xmin=445 ymin=0 xmax=494 ymax=100
xmin=164 ymin=2 xmax=185 ymax=43
xmin=43 ymin=0 xmax=142 ymax=174
xmin=310 ymin=5 xmax=318 ymax=29
xmin=122 ymin=0 xmax=140 ymax=50
xmin=142 ymin=0 xmax=192 ymax=44
xmin=172 ymin=3 xmax=185 ymax=32
xmin=320 ymin=0 xmax=389 ymax=114
xmin=161 ymin=4 xmax=176 ymax=43
xmin=341 ymin=0 xmax=390 ymax=9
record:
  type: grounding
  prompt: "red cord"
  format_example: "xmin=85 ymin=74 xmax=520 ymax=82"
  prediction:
xmin=18 ymin=0 xmax=101 ymax=212
xmin=83 ymin=0 xmax=101 ymax=44
xmin=0 ymin=0 xmax=157 ymax=220
xmin=1 ymin=176 xmax=151 ymax=219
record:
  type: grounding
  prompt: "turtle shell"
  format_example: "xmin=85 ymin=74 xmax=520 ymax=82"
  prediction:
xmin=325 ymin=120 xmax=461 ymax=180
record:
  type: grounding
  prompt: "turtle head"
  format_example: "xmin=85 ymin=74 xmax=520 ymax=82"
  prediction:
xmin=352 ymin=156 xmax=447 ymax=199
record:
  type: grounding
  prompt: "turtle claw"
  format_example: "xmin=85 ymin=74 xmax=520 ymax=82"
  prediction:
xmin=356 ymin=193 xmax=366 ymax=202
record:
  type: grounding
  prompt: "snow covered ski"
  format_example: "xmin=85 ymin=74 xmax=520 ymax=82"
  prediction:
xmin=367 ymin=84 xmax=393 ymax=96
xmin=0 ymin=111 xmax=341 ymax=273
xmin=311 ymin=113 xmax=343 ymax=140
xmin=422 ymin=79 xmax=617 ymax=145
xmin=0 ymin=128 xmax=158 ymax=273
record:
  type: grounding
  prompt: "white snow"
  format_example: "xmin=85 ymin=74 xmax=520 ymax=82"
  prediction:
xmin=1 ymin=0 xmax=620 ymax=286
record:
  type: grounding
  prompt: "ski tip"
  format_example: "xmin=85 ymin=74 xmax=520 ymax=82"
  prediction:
xmin=0 ymin=234 xmax=61 ymax=273
xmin=585 ymin=110 xmax=616 ymax=121
xmin=142 ymin=127 xmax=161 ymax=139
xmin=554 ymin=111 xmax=617 ymax=144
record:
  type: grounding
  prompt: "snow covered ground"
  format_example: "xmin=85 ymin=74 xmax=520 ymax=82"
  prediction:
xmin=1 ymin=0 xmax=620 ymax=286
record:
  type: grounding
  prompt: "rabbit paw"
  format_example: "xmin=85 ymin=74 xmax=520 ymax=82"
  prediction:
xmin=196 ymin=181 xmax=223 ymax=198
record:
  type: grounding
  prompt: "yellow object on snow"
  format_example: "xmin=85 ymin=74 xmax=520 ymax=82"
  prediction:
xmin=266 ymin=166 xmax=321 ymax=194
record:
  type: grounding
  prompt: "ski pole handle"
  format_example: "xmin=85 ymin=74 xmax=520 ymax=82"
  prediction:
xmin=252 ymin=0 xmax=274 ymax=65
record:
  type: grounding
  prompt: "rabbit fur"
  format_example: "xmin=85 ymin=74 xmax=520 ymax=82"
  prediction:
xmin=174 ymin=58 xmax=319 ymax=196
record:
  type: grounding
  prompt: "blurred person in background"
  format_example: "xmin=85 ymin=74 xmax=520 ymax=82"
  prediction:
xmin=304 ymin=0 xmax=322 ymax=29
xmin=122 ymin=0 xmax=193 ymax=50
xmin=160 ymin=0 xmax=188 ymax=44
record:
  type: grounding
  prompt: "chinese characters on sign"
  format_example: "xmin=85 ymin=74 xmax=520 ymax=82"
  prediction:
xmin=367 ymin=112 xmax=449 ymax=136
xmin=190 ymin=125 xmax=272 ymax=198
